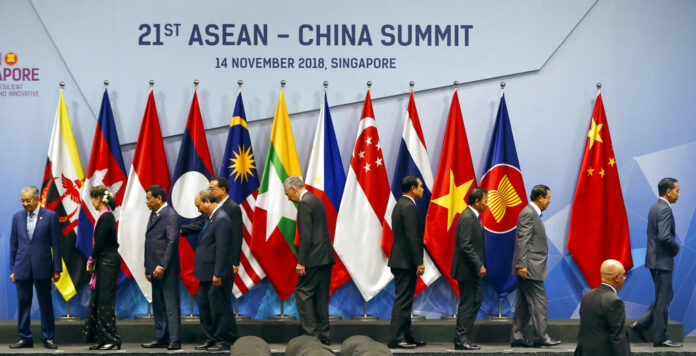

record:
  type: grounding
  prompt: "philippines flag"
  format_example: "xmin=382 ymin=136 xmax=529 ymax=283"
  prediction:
xmin=385 ymin=90 xmax=441 ymax=295
xmin=118 ymin=89 xmax=170 ymax=302
xmin=221 ymin=92 xmax=265 ymax=298
xmin=77 ymin=88 xmax=131 ymax=284
xmin=169 ymin=88 xmax=214 ymax=297
xmin=303 ymin=90 xmax=349 ymax=294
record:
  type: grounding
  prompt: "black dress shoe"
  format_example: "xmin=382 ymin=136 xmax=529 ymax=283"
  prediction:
xmin=89 ymin=344 xmax=103 ymax=350
xmin=207 ymin=343 xmax=231 ymax=351
xmin=654 ymin=340 xmax=683 ymax=348
xmin=195 ymin=341 xmax=215 ymax=350
xmin=99 ymin=343 xmax=121 ymax=350
xmin=9 ymin=339 xmax=33 ymax=349
xmin=629 ymin=321 xmax=648 ymax=342
xmin=454 ymin=342 xmax=480 ymax=350
xmin=534 ymin=338 xmax=562 ymax=347
xmin=388 ymin=341 xmax=416 ymax=349
xmin=42 ymin=339 xmax=58 ymax=349
xmin=407 ymin=338 xmax=426 ymax=347
xmin=167 ymin=341 xmax=181 ymax=350
xmin=510 ymin=339 xmax=533 ymax=347
xmin=141 ymin=340 xmax=167 ymax=348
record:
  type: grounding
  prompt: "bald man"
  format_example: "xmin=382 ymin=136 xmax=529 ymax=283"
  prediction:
xmin=574 ymin=260 xmax=630 ymax=356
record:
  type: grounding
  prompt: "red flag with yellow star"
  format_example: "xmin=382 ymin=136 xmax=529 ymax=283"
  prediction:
xmin=423 ymin=90 xmax=478 ymax=295
xmin=567 ymin=92 xmax=632 ymax=288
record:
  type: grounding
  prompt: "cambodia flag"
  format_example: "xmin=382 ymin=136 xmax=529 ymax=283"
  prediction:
xmin=77 ymin=89 xmax=131 ymax=284
xmin=386 ymin=90 xmax=441 ymax=295
xmin=169 ymin=89 xmax=214 ymax=296
xmin=480 ymin=93 xmax=528 ymax=298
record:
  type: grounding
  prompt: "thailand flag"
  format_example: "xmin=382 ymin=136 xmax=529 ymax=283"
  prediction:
xmin=169 ymin=89 xmax=214 ymax=297
xmin=77 ymin=89 xmax=131 ymax=283
xmin=303 ymin=91 xmax=349 ymax=294
xmin=386 ymin=90 xmax=441 ymax=295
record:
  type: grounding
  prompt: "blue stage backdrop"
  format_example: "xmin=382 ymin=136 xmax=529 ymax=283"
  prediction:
xmin=1 ymin=0 xmax=696 ymax=336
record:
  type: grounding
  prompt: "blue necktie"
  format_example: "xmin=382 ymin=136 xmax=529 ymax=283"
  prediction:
xmin=202 ymin=219 xmax=210 ymax=232
xmin=27 ymin=212 xmax=36 ymax=241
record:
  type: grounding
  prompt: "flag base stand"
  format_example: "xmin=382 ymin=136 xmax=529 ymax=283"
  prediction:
xmin=182 ymin=299 xmax=198 ymax=320
xmin=488 ymin=299 xmax=511 ymax=321
xmin=329 ymin=316 xmax=342 ymax=321
xmin=135 ymin=303 xmax=154 ymax=320
xmin=234 ymin=299 xmax=251 ymax=321
xmin=412 ymin=311 xmax=425 ymax=320
xmin=58 ymin=303 xmax=81 ymax=321
xmin=352 ymin=301 xmax=378 ymax=321
xmin=269 ymin=303 xmax=296 ymax=320
xmin=440 ymin=290 xmax=457 ymax=320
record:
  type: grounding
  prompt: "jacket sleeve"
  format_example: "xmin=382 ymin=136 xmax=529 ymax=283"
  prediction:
xmin=515 ymin=211 xmax=534 ymax=269
xmin=403 ymin=205 xmax=423 ymax=266
xmin=656 ymin=207 xmax=680 ymax=256
xmin=229 ymin=204 xmax=243 ymax=266
xmin=50 ymin=212 xmax=63 ymax=273
xmin=10 ymin=215 xmax=18 ymax=275
xmin=296 ymin=201 xmax=313 ymax=266
xmin=457 ymin=215 xmax=483 ymax=272
xmin=181 ymin=219 xmax=205 ymax=236
xmin=159 ymin=211 xmax=180 ymax=269
xmin=213 ymin=216 xmax=232 ymax=277
xmin=605 ymin=297 xmax=631 ymax=356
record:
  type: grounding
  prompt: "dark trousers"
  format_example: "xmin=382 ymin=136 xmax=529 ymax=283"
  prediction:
xmin=198 ymin=278 xmax=237 ymax=345
xmin=295 ymin=265 xmax=331 ymax=341
xmin=16 ymin=278 xmax=54 ymax=340
xmin=511 ymin=277 xmax=549 ymax=343
xmin=455 ymin=278 xmax=482 ymax=343
xmin=84 ymin=251 xmax=120 ymax=344
xmin=637 ymin=269 xmax=673 ymax=342
xmin=389 ymin=267 xmax=418 ymax=344
xmin=151 ymin=267 xmax=181 ymax=343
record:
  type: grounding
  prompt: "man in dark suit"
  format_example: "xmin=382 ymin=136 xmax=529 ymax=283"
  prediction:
xmin=631 ymin=177 xmax=682 ymax=348
xmin=9 ymin=186 xmax=62 ymax=349
xmin=510 ymin=184 xmax=561 ymax=348
xmin=386 ymin=176 xmax=426 ymax=349
xmin=575 ymin=259 xmax=631 ymax=356
xmin=451 ymin=187 xmax=488 ymax=350
xmin=192 ymin=190 xmax=239 ymax=351
xmin=141 ymin=185 xmax=181 ymax=350
xmin=283 ymin=176 xmax=335 ymax=345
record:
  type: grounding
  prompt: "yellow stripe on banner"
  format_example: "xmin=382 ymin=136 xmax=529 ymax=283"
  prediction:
xmin=57 ymin=91 xmax=84 ymax=180
xmin=230 ymin=116 xmax=248 ymax=129
xmin=269 ymin=90 xmax=301 ymax=177
xmin=52 ymin=248 xmax=77 ymax=301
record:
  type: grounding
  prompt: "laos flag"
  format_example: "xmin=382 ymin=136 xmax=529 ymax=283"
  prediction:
xmin=480 ymin=93 xmax=528 ymax=298
xmin=169 ymin=89 xmax=214 ymax=296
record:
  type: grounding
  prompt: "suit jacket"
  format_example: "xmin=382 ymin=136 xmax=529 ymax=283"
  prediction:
xmin=181 ymin=197 xmax=243 ymax=268
xmin=144 ymin=205 xmax=180 ymax=275
xmin=511 ymin=203 xmax=548 ymax=281
xmin=296 ymin=191 xmax=335 ymax=267
xmin=645 ymin=198 xmax=680 ymax=271
xmin=388 ymin=196 xmax=423 ymax=269
xmin=574 ymin=284 xmax=631 ymax=356
xmin=451 ymin=207 xmax=485 ymax=282
xmin=194 ymin=208 xmax=236 ymax=281
xmin=9 ymin=208 xmax=62 ymax=280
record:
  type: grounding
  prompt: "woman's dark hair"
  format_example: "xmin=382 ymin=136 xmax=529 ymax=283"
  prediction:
xmin=90 ymin=185 xmax=117 ymax=210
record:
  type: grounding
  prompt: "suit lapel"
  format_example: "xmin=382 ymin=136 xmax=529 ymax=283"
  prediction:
xmin=147 ymin=209 xmax=163 ymax=232
xmin=19 ymin=210 xmax=29 ymax=241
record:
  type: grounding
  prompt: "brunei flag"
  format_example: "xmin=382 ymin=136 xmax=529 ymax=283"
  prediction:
xmin=250 ymin=89 xmax=302 ymax=301
xmin=39 ymin=88 xmax=85 ymax=301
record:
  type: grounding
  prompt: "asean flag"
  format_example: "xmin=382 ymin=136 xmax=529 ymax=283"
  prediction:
xmin=480 ymin=92 xmax=528 ymax=298
xmin=169 ymin=88 xmax=214 ymax=296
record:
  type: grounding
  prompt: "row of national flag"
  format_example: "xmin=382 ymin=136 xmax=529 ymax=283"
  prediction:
xmin=39 ymin=84 xmax=632 ymax=305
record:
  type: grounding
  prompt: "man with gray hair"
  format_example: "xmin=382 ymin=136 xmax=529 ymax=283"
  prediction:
xmin=284 ymin=176 xmax=335 ymax=345
xmin=9 ymin=186 xmax=62 ymax=349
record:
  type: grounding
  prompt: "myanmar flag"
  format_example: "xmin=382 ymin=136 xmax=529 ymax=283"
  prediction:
xmin=250 ymin=89 xmax=302 ymax=301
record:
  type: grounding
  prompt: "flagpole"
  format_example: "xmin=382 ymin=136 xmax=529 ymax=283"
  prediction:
xmin=597 ymin=82 xmax=602 ymax=94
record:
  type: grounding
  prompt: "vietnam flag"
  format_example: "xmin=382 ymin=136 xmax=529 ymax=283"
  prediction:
xmin=423 ymin=90 xmax=478 ymax=295
xmin=250 ymin=88 xmax=302 ymax=301
xmin=567 ymin=91 xmax=632 ymax=288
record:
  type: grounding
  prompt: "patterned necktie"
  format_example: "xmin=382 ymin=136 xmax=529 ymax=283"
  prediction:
xmin=27 ymin=211 xmax=36 ymax=240
xmin=147 ymin=211 xmax=156 ymax=229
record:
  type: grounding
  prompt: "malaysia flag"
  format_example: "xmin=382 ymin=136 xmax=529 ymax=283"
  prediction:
xmin=169 ymin=88 xmax=214 ymax=297
xmin=118 ymin=88 xmax=171 ymax=302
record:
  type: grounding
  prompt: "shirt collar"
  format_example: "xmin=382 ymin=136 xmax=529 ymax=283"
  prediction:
xmin=468 ymin=205 xmax=479 ymax=218
xmin=403 ymin=195 xmax=416 ymax=205
xmin=219 ymin=195 xmax=229 ymax=206
xmin=660 ymin=197 xmax=671 ymax=208
xmin=29 ymin=205 xmax=40 ymax=217
xmin=601 ymin=282 xmax=617 ymax=294
xmin=155 ymin=203 xmax=167 ymax=215
xmin=300 ymin=190 xmax=308 ymax=201
xmin=210 ymin=203 xmax=221 ymax=219
xmin=530 ymin=202 xmax=542 ymax=216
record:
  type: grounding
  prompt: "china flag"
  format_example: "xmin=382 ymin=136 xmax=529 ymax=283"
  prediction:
xmin=567 ymin=91 xmax=633 ymax=288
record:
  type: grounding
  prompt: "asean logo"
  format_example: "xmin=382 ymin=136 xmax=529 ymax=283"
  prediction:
xmin=4 ymin=52 xmax=18 ymax=66
xmin=480 ymin=164 xmax=527 ymax=233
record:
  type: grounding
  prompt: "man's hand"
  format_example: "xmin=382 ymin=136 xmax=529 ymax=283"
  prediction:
xmin=145 ymin=273 xmax=152 ymax=282
xmin=213 ymin=276 xmax=222 ymax=287
xmin=233 ymin=265 xmax=239 ymax=274
xmin=416 ymin=264 xmax=425 ymax=276
xmin=296 ymin=264 xmax=306 ymax=276
xmin=10 ymin=273 xmax=15 ymax=284
xmin=153 ymin=266 xmax=165 ymax=279
xmin=52 ymin=272 xmax=60 ymax=282
xmin=517 ymin=267 xmax=528 ymax=279
xmin=87 ymin=264 xmax=94 ymax=274
xmin=479 ymin=266 xmax=487 ymax=277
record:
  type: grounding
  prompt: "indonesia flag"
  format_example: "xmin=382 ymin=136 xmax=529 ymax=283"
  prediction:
xmin=334 ymin=89 xmax=393 ymax=301
xmin=385 ymin=90 xmax=441 ymax=295
xmin=76 ymin=88 xmax=131 ymax=283
xmin=169 ymin=88 xmax=214 ymax=297
xmin=303 ymin=89 xmax=349 ymax=295
xmin=118 ymin=88 xmax=171 ymax=302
